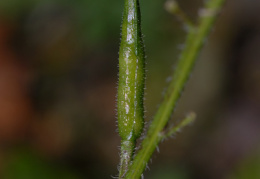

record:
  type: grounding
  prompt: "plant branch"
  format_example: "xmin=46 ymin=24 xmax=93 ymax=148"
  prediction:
xmin=164 ymin=112 xmax=196 ymax=140
xmin=125 ymin=0 xmax=225 ymax=178
xmin=165 ymin=0 xmax=194 ymax=28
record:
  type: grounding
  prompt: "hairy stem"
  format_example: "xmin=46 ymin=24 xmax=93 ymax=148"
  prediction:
xmin=119 ymin=140 xmax=135 ymax=178
xmin=125 ymin=0 xmax=226 ymax=178
xmin=164 ymin=112 xmax=196 ymax=139
xmin=165 ymin=0 xmax=194 ymax=28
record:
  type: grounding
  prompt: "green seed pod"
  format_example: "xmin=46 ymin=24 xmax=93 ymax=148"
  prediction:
xmin=118 ymin=0 xmax=145 ymax=143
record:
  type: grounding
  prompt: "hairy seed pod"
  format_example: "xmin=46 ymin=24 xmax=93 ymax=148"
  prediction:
xmin=117 ymin=0 xmax=145 ymax=143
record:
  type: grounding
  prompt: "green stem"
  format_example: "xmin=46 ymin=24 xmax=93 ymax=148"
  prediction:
xmin=164 ymin=112 xmax=196 ymax=139
xmin=165 ymin=0 xmax=194 ymax=28
xmin=125 ymin=0 xmax=225 ymax=178
xmin=119 ymin=140 xmax=135 ymax=178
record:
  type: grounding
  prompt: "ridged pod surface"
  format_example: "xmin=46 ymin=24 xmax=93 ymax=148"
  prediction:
xmin=117 ymin=0 xmax=145 ymax=143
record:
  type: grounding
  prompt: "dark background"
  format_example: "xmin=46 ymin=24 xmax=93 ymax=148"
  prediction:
xmin=0 ymin=0 xmax=260 ymax=178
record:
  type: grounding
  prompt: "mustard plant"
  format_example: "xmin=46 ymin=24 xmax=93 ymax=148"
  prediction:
xmin=117 ymin=0 xmax=226 ymax=178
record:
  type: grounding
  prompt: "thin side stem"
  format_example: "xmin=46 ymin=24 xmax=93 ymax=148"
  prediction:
xmin=125 ymin=0 xmax=225 ymax=178
xmin=164 ymin=112 xmax=196 ymax=139
xmin=165 ymin=0 xmax=194 ymax=28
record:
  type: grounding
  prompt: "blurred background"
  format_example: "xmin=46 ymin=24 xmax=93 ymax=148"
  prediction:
xmin=0 ymin=0 xmax=260 ymax=178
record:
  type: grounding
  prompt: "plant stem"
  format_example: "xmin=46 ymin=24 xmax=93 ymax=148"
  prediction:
xmin=119 ymin=140 xmax=135 ymax=178
xmin=125 ymin=0 xmax=226 ymax=178
xmin=164 ymin=112 xmax=196 ymax=139
xmin=165 ymin=0 xmax=194 ymax=28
